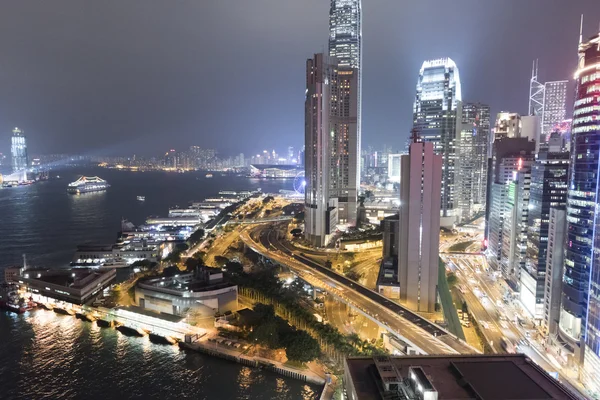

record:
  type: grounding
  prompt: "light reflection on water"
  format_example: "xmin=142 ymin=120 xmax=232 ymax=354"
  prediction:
xmin=0 ymin=310 xmax=320 ymax=400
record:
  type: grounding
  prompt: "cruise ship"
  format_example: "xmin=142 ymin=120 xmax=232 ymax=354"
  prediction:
xmin=67 ymin=176 xmax=110 ymax=194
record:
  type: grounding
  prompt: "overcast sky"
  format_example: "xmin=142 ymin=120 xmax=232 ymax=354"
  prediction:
xmin=0 ymin=1 xmax=599 ymax=157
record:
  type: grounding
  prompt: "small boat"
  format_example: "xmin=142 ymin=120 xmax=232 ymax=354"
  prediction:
xmin=205 ymin=173 xmax=213 ymax=178
xmin=137 ymin=195 xmax=145 ymax=201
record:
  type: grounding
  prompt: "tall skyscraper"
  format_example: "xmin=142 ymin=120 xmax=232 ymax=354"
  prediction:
xmin=528 ymin=60 xmax=568 ymax=144
xmin=558 ymin=31 xmax=600 ymax=390
xmin=523 ymin=145 xmax=568 ymax=318
xmin=10 ymin=127 xmax=28 ymax=173
xmin=486 ymin=136 xmax=535 ymax=272
xmin=412 ymin=58 xmax=462 ymax=225
xmin=328 ymin=0 xmax=362 ymax=225
xmin=387 ymin=153 xmax=401 ymax=183
xmin=456 ymin=102 xmax=490 ymax=220
xmin=305 ymin=53 xmax=358 ymax=247
xmin=398 ymin=141 xmax=442 ymax=313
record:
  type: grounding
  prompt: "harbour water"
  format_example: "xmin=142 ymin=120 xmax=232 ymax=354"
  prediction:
xmin=0 ymin=168 xmax=318 ymax=400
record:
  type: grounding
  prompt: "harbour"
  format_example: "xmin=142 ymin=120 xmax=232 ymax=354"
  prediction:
xmin=0 ymin=168 xmax=319 ymax=400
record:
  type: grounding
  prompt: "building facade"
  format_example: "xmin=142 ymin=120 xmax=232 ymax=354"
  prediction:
xmin=11 ymin=127 xmax=28 ymax=173
xmin=304 ymin=54 xmax=351 ymax=246
xmin=558 ymin=33 xmax=600 ymax=391
xmin=387 ymin=153 xmax=401 ymax=183
xmin=456 ymin=102 xmax=490 ymax=220
xmin=523 ymin=149 xmax=569 ymax=319
xmin=398 ymin=141 xmax=442 ymax=313
xmin=542 ymin=81 xmax=569 ymax=141
xmin=543 ymin=207 xmax=566 ymax=337
xmin=328 ymin=0 xmax=362 ymax=225
xmin=413 ymin=58 xmax=462 ymax=225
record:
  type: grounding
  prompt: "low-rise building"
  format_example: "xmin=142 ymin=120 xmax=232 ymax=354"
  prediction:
xmin=344 ymin=354 xmax=577 ymax=400
xmin=17 ymin=268 xmax=116 ymax=305
xmin=135 ymin=266 xmax=238 ymax=317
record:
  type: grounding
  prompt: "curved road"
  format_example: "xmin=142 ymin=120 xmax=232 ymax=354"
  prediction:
xmin=243 ymin=223 xmax=477 ymax=355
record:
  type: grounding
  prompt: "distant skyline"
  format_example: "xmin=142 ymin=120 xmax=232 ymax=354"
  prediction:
xmin=0 ymin=1 xmax=599 ymax=156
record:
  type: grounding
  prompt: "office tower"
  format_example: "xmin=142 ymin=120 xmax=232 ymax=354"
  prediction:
xmin=398 ymin=141 xmax=442 ymax=313
xmin=558 ymin=32 xmax=600 ymax=389
xmin=486 ymin=138 xmax=535 ymax=272
xmin=287 ymin=146 xmax=295 ymax=164
xmin=456 ymin=103 xmax=490 ymax=220
xmin=305 ymin=53 xmax=352 ymax=247
xmin=387 ymin=154 xmax=401 ymax=183
xmin=163 ymin=149 xmax=177 ymax=169
xmin=413 ymin=58 xmax=462 ymax=225
xmin=501 ymin=160 xmax=532 ymax=289
xmin=11 ymin=127 xmax=28 ymax=173
xmin=543 ymin=207 xmax=566 ymax=337
xmin=542 ymin=81 xmax=568 ymax=141
xmin=523 ymin=146 xmax=568 ymax=318
xmin=528 ymin=61 xmax=569 ymax=144
xmin=328 ymin=0 xmax=362 ymax=225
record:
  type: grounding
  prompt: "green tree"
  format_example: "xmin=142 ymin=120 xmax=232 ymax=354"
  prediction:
xmin=282 ymin=330 xmax=320 ymax=363
xmin=184 ymin=257 xmax=201 ymax=271
xmin=462 ymin=301 xmax=468 ymax=314
xmin=193 ymin=251 xmax=207 ymax=261
xmin=345 ymin=270 xmax=363 ymax=282
xmin=163 ymin=266 xmax=180 ymax=277
xmin=446 ymin=272 xmax=458 ymax=287
xmin=249 ymin=320 xmax=280 ymax=349
xmin=214 ymin=255 xmax=230 ymax=266
xmin=325 ymin=260 xmax=333 ymax=269
xmin=187 ymin=229 xmax=205 ymax=246
xmin=175 ymin=242 xmax=189 ymax=252
xmin=225 ymin=261 xmax=244 ymax=275
xmin=164 ymin=251 xmax=181 ymax=265
xmin=290 ymin=228 xmax=302 ymax=235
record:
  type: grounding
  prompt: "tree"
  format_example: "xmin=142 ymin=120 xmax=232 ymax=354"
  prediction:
xmin=262 ymin=196 xmax=274 ymax=204
xmin=446 ymin=272 xmax=458 ymax=287
xmin=325 ymin=260 xmax=333 ymax=269
xmin=163 ymin=266 xmax=180 ymax=277
xmin=164 ymin=251 xmax=181 ymax=265
xmin=462 ymin=301 xmax=468 ymax=314
xmin=193 ymin=251 xmax=207 ymax=261
xmin=345 ymin=270 xmax=363 ymax=282
xmin=187 ymin=229 xmax=205 ymax=246
xmin=224 ymin=261 xmax=244 ymax=275
xmin=214 ymin=255 xmax=229 ymax=266
xmin=249 ymin=320 xmax=280 ymax=349
xmin=175 ymin=242 xmax=189 ymax=252
xmin=290 ymin=228 xmax=302 ymax=235
xmin=283 ymin=330 xmax=321 ymax=363
xmin=184 ymin=257 xmax=201 ymax=271
xmin=253 ymin=303 xmax=276 ymax=322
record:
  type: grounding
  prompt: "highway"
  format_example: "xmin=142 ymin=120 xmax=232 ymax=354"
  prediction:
xmin=241 ymin=223 xmax=477 ymax=355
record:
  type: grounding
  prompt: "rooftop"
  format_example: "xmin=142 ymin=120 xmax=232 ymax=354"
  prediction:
xmin=114 ymin=305 xmax=184 ymax=324
xmin=22 ymin=268 xmax=112 ymax=289
xmin=345 ymin=354 xmax=578 ymax=400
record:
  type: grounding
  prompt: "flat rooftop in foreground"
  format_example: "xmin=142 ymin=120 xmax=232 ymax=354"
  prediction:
xmin=345 ymin=354 xmax=579 ymax=400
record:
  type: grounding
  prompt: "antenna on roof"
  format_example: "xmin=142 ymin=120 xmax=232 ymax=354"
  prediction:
xmin=579 ymin=14 xmax=584 ymax=44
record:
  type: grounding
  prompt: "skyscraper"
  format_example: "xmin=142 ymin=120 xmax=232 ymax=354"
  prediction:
xmin=304 ymin=53 xmax=358 ymax=247
xmin=10 ymin=127 xmax=28 ymax=173
xmin=398 ymin=141 xmax=442 ymax=313
xmin=328 ymin=0 xmax=362 ymax=225
xmin=456 ymin=102 xmax=490 ymax=220
xmin=558 ymin=32 xmax=600 ymax=390
xmin=412 ymin=58 xmax=462 ymax=225
xmin=528 ymin=60 xmax=568 ymax=144
xmin=523 ymin=145 xmax=568 ymax=318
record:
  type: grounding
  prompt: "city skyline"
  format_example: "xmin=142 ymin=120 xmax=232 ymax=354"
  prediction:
xmin=0 ymin=1 xmax=598 ymax=156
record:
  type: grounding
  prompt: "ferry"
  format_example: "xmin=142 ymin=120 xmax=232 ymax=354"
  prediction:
xmin=0 ymin=283 xmax=35 ymax=314
xmin=137 ymin=196 xmax=146 ymax=201
xmin=67 ymin=176 xmax=110 ymax=194
xmin=205 ymin=173 xmax=213 ymax=178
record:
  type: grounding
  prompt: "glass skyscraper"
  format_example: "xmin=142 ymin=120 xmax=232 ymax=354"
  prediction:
xmin=10 ymin=127 xmax=28 ymax=173
xmin=558 ymin=32 xmax=600 ymax=391
xmin=328 ymin=0 xmax=361 ymax=225
xmin=413 ymin=58 xmax=462 ymax=221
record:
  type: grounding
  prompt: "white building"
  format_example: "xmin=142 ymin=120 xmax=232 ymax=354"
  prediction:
xmin=387 ymin=154 xmax=402 ymax=183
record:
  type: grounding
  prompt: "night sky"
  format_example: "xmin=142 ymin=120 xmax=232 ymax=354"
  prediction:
xmin=0 ymin=1 xmax=599 ymax=157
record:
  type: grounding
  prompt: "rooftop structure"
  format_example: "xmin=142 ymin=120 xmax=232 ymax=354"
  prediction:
xmin=344 ymin=354 xmax=578 ymax=400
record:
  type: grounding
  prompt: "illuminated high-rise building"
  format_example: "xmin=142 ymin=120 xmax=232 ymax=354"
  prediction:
xmin=456 ymin=102 xmax=490 ymax=220
xmin=328 ymin=0 xmax=361 ymax=225
xmin=412 ymin=58 xmax=462 ymax=225
xmin=558 ymin=31 xmax=600 ymax=390
xmin=528 ymin=60 xmax=568 ymax=144
xmin=10 ymin=127 xmax=28 ymax=173
xmin=305 ymin=53 xmax=359 ymax=246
